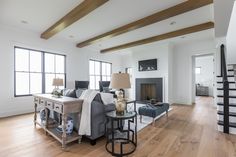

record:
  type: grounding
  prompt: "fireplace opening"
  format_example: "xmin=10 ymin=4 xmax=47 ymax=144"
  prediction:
xmin=141 ymin=84 xmax=157 ymax=101
xmin=135 ymin=78 xmax=163 ymax=103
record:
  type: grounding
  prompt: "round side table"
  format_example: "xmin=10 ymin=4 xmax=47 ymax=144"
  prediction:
xmin=105 ymin=111 xmax=137 ymax=157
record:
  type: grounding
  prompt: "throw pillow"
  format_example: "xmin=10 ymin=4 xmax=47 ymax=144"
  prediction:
xmin=103 ymin=87 xmax=110 ymax=93
xmin=76 ymin=88 xmax=86 ymax=98
xmin=63 ymin=89 xmax=76 ymax=98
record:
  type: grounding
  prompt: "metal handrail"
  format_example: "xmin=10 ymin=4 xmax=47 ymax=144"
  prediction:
xmin=221 ymin=44 xmax=229 ymax=134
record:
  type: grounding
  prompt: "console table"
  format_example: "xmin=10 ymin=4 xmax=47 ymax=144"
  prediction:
xmin=33 ymin=94 xmax=83 ymax=149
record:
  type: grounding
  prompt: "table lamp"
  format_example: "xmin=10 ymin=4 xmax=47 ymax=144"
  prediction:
xmin=110 ymin=72 xmax=131 ymax=115
xmin=52 ymin=78 xmax=64 ymax=98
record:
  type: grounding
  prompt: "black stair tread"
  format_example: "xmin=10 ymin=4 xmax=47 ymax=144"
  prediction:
xmin=217 ymin=95 xmax=236 ymax=98
xmin=217 ymin=102 xmax=236 ymax=107
xmin=228 ymin=69 xmax=235 ymax=71
xmin=217 ymin=81 xmax=235 ymax=84
xmin=217 ymin=88 xmax=236 ymax=90
xmin=218 ymin=121 xmax=236 ymax=127
xmin=217 ymin=111 xmax=236 ymax=117
xmin=217 ymin=75 xmax=235 ymax=77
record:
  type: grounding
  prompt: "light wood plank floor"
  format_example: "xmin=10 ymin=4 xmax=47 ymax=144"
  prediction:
xmin=1 ymin=97 xmax=236 ymax=157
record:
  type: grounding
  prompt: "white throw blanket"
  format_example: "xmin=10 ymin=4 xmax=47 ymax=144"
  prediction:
xmin=78 ymin=89 xmax=98 ymax=136
xmin=100 ymin=93 xmax=114 ymax=105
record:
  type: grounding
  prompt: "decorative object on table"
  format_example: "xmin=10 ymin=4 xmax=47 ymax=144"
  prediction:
xmin=39 ymin=108 xmax=50 ymax=121
xmin=56 ymin=117 xmax=74 ymax=134
xmin=52 ymin=78 xmax=64 ymax=98
xmin=110 ymin=72 xmax=131 ymax=115
xmin=39 ymin=108 xmax=57 ymax=128
xmin=138 ymin=59 xmax=157 ymax=71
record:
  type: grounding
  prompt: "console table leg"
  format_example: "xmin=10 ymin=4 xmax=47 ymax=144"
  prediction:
xmin=34 ymin=103 xmax=37 ymax=128
xmin=62 ymin=114 xmax=67 ymax=149
xmin=78 ymin=136 xmax=82 ymax=144
xmin=45 ymin=107 xmax=48 ymax=135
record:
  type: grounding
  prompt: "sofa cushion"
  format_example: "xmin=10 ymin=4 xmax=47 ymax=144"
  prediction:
xmin=93 ymin=93 xmax=103 ymax=103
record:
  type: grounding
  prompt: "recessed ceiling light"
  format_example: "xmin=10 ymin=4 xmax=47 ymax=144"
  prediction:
xmin=69 ymin=35 xmax=74 ymax=38
xmin=21 ymin=20 xmax=28 ymax=24
xmin=170 ymin=21 xmax=176 ymax=25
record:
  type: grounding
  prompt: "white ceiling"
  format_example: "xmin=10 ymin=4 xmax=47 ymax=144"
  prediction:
xmin=214 ymin=0 xmax=235 ymax=37
xmin=0 ymin=0 xmax=215 ymax=52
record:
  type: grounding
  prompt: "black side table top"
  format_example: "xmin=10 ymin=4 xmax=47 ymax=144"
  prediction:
xmin=106 ymin=111 xmax=136 ymax=120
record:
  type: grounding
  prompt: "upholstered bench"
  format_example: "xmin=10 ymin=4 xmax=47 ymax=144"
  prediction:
xmin=138 ymin=103 xmax=169 ymax=126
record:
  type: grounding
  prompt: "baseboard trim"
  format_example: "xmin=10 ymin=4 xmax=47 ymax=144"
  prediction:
xmin=0 ymin=109 xmax=34 ymax=118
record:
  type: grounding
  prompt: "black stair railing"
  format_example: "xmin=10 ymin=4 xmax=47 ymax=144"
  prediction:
xmin=221 ymin=44 xmax=229 ymax=133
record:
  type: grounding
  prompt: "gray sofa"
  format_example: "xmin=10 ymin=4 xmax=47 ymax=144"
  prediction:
xmin=64 ymin=89 xmax=115 ymax=145
xmin=86 ymin=93 xmax=115 ymax=144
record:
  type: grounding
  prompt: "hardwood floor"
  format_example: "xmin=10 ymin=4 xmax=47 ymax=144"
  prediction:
xmin=1 ymin=97 xmax=236 ymax=157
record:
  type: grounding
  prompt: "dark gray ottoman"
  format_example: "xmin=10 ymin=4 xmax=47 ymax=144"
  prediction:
xmin=138 ymin=103 xmax=169 ymax=126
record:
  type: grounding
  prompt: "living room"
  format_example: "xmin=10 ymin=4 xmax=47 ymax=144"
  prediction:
xmin=1 ymin=0 xmax=236 ymax=156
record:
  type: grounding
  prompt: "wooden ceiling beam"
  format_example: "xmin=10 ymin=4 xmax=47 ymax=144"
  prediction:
xmin=100 ymin=22 xmax=214 ymax=53
xmin=41 ymin=0 xmax=109 ymax=39
xmin=77 ymin=0 xmax=213 ymax=48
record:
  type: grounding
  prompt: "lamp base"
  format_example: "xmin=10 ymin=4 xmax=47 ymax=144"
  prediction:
xmin=116 ymin=110 xmax=124 ymax=116
xmin=52 ymin=94 xmax=62 ymax=98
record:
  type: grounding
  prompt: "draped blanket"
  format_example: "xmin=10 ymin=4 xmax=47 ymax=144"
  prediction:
xmin=78 ymin=90 xmax=98 ymax=136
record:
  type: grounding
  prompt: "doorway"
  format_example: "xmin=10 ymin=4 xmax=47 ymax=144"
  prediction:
xmin=192 ymin=55 xmax=215 ymax=103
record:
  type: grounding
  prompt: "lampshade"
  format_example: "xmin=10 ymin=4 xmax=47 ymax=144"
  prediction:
xmin=110 ymin=73 xmax=131 ymax=89
xmin=52 ymin=78 xmax=64 ymax=86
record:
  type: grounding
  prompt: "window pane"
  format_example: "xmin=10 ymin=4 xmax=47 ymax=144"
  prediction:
xmin=106 ymin=64 xmax=111 ymax=75
xmin=56 ymin=74 xmax=65 ymax=89
xmin=45 ymin=53 xmax=55 ymax=73
xmin=95 ymin=61 xmax=100 ymax=75
xmin=102 ymin=76 xmax=107 ymax=81
xmin=45 ymin=74 xmax=55 ymax=93
xmin=89 ymin=76 xmax=95 ymax=89
xmin=107 ymin=76 xmax=111 ymax=81
xmin=102 ymin=63 xmax=106 ymax=75
xmin=15 ymin=72 xmax=29 ymax=95
xmin=89 ymin=60 xmax=95 ymax=75
xmin=15 ymin=48 xmax=29 ymax=71
xmin=30 ymin=51 xmax=42 ymax=72
xmin=95 ymin=76 xmax=101 ymax=90
xmin=55 ymin=55 xmax=65 ymax=73
xmin=30 ymin=73 xmax=42 ymax=94
xmin=195 ymin=67 xmax=201 ymax=74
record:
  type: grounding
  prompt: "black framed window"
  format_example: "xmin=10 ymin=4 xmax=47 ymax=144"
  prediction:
xmin=14 ymin=47 xmax=66 ymax=97
xmin=89 ymin=59 xmax=112 ymax=90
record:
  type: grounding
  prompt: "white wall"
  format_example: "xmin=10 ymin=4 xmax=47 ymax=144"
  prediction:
xmin=227 ymin=1 xmax=236 ymax=64
xmin=173 ymin=39 xmax=216 ymax=105
xmin=0 ymin=24 xmax=122 ymax=117
xmin=195 ymin=56 xmax=214 ymax=96
xmin=120 ymin=43 xmax=173 ymax=103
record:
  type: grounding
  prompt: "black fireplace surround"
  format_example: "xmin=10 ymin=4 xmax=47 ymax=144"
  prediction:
xmin=135 ymin=78 xmax=163 ymax=103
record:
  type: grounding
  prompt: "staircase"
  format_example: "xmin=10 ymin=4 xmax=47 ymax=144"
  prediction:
xmin=217 ymin=45 xmax=236 ymax=134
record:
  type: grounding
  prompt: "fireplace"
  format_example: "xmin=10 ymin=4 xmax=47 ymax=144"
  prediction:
xmin=141 ymin=84 xmax=156 ymax=100
xmin=136 ymin=78 xmax=163 ymax=103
